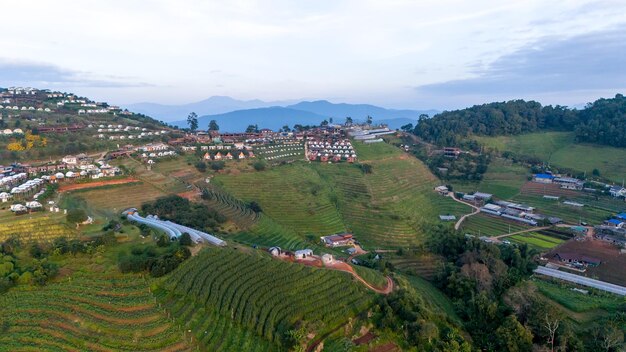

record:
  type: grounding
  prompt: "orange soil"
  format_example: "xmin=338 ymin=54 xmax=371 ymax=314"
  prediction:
xmin=58 ymin=178 xmax=139 ymax=192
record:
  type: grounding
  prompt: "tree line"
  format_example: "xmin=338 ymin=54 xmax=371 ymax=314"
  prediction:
xmin=414 ymin=94 xmax=626 ymax=148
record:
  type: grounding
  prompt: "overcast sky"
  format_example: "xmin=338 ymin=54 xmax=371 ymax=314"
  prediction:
xmin=1 ymin=0 xmax=626 ymax=109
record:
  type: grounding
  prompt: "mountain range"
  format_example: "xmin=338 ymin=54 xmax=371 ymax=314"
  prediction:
xmin=126 ymin=97 xmax=438 ymax=131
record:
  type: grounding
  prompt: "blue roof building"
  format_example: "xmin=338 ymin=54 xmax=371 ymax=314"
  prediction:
xmin=607 ymin=219 xmax=623 ymax=226
xmin=534 ymin=173 xmax=554 ymax=179
xmin=616 ymin=213 xmax=626 ymax=220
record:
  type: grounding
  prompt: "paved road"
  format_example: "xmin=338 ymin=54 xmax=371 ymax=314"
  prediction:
xmin=534 ymin=266 xmax=626 ymax=296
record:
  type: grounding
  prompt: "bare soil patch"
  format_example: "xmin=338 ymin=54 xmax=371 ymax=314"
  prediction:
xmin=58 ymin=178 xmax=139 ymax=192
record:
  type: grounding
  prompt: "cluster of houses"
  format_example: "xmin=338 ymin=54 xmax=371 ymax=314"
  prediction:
xmin=532 ymin=173 xmax=585 ymax=190
xmin=4 ymin=87 xmax=38 ymax=95
xmin=0 ymin=105 xmax=52 ymax=112
xmin=267 ymin=246 xmax=335 ymax=264
xmin=479 ymin=198 xmax=561 ymax=226
xmin=93 ymin=124 xmax=168 ymax=140
xmin=306 ymin=139 xmax=357 ymax=163
xmin=203 ymin=151 xmax=253 ymax=161
xmin=593 ymin=213 xmax=626 ymax=247
xmin=9 ymin=201 xmax=43 ymax=214
xmin=320 ymin=233 xmax=355 ymax=247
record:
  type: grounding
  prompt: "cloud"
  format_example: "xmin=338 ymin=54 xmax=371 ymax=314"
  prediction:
xmin=0 ymin=59 xmax=152 ymax=88
xmin=414 ymin=27 xmax=626 ymax=96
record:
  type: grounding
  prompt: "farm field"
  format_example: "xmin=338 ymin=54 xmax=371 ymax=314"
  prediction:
xmin=508 ymin=232 xmax=564 ymax=250
xmin=0 ymin=211 xmax=77 ymax=243
xmin=157 ymin=247 xmax=375 ymax=350
xmin=213 ymin=141 xmax=463 ymax=249
xmin=450 ymin=158 xmax=529 ymax=200
xmin=460 ymin=214 xmax=529 ymax=237
xmin=387 ymin=252 xmax=445 ymax=280
xmin=546 ymin=239 xmax=626 ymax=286
xmin=511 ymin=193 xmax=612 ymax=225
xmin=152 ymin=157 xmax=206 ymax=185
xmin=67 ymin=182 xmax=167 ymax=213
xmin=0 ymin=257 xmax=191 ymax=351
xmin=475 ymin=131 xmax=626 ymax=182
xmin=113 ymin=157 xmax=189 ymax=194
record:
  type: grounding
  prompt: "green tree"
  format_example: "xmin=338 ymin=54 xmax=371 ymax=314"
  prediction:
xmin=345 ymin=116 xmax=353 ymax=125
xmin=179 ymin=233 xmax=192 ymax=246
xmin=495 ymin=315 xmax=533 ymax=352
xmin=245 ymin=124 xmax=258 ymax=133
xmin=208 ymin=119 xmax=219 ymax=131
xmin=66 ymin=209 xmax=88 ymax=225
xmin=187 ymin=112 xmax=198 ymax=132
xmin=366 ymin=115 xmax=373 ymax=125
xmin=253 ymin=160 xmax=266 ymax=171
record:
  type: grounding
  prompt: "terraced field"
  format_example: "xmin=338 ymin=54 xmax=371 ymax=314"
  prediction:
xmin=461 ymin=214 xmax=529 ymax=237
xmin=0 ymin=267 xmax=190 ymax=351
xmin=214 ymin=163 xmax=347 ymax=241
xmin=0 ymin=211 xmax=78 ymax=243
xmin=388 ymin=252 xmax=445 ymax=280
xmin=157 ymin=247 xmax=374 ymax=350
xmin=214 ymin=141 xmax=471 ymax=248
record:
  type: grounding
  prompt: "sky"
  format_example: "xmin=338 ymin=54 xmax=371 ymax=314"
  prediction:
xmin=1 ymin=0 xmax=626 ymax=110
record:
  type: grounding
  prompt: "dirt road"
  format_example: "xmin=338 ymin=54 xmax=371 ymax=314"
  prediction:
xmin=58 ymin=178 xmax=139 ymax=192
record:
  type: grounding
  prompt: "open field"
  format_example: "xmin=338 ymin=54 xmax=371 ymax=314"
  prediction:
xmin=512 ymin=193 xmax=612 ymax=225
xmin=67 ymin=182 xmax=167 ymax=212
xmin=0 ymin=257 xmax=191 ymax=351
xmin=113 ymin=158 xmax=189 ymax=194
xmin=387 ymin=252 xmax=445 ymax=280
xmin=508 ymin=231 xmax=564 ymax=250
xmin=157 ymin=247 xmax=374 ymax=350
xmin=460 ymin=214 xmax=529 ymax=237
xmin=0 ymin=211 xmax=78 ymax=243
xmin=546 ymin=239 xmax=626 ymax=286
xmin=475 ymin=131 xmax=626 ymax=182
xmin=151 ymin=157 xmax=206 ymax=185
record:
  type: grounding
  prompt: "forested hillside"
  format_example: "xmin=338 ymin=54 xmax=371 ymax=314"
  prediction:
xmin=414 ymin=94 xmax=626 ymax=148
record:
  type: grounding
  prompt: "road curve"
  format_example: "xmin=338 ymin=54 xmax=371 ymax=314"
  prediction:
xmin=534 ymin=266 xmax=626 ymax=296
xmin=449 ymin=192 xmax=480 ymax=230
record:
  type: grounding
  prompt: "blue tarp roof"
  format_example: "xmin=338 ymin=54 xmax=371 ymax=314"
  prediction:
xmin=608 ymin=219 xmax=623 ymax=225
xmin=616 ymin=213 xmax=626 ymax=220
xmin=534 ymin=173 xmax=554 ymax=179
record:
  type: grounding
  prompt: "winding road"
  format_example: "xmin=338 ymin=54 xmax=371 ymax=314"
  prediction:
xmin=448 ymin=192 xmax=480 ymax=230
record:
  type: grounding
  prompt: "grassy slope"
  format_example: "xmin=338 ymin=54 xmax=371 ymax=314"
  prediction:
xmin=213 ymin=141 xmax=469 ymax=249
xmin=475 ymin=131 xmax=626 ymax=182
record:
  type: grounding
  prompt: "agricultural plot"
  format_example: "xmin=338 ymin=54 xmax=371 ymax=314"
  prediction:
xmin=152 ymin=157 xmax=205 ymax=185
xmin=0 ymin=266 xmax=191 ymax=351
xmin=475 ymin=131 xmax=626 ymax=182
xmin=215 ymin=140 xmax=471 ymax=248
xmin=461 ymin=214 xmax=529 ymax=237
xmin=157 ymin=247 xmax=374 ymax=350
xmin=214 ymin=163 xmax=347 ymax=240
xmin=69 ymin=182 xmax=167 ymax=212
xmin=477 ymin=158 xmax=529 ymax=199
xmin=113 ymin=157 xmax=189 ymax=194
xmin=256 ymin=142 xmax=304 ymax=162
xmin=511 ymin=194 xmax=611 ymax=225
xmin=508 ymin=232 xmax=564 ymax=250
xmin=0 ymin=212 xmax=77 ymax=243
xmin=387 ymin=252 xmax=445 ymax=280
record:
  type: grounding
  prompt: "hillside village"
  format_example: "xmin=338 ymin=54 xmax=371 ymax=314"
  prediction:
xmin=1 ymin=86 xmax=626 ymax=351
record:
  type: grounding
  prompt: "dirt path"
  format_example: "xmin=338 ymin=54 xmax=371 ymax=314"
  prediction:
xmin=449 ymin=192 xmax=480 ymax=230
xmin=58 ymin=178 xmax=139 ymax=192
xmin=318 ymin=260 xmax=394 ymax=294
